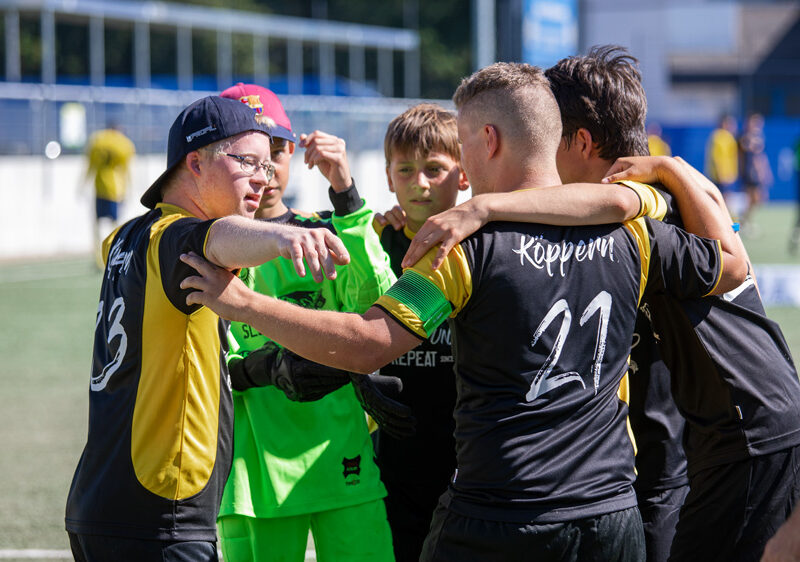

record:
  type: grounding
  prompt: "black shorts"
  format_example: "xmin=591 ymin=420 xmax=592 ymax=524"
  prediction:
xmin=420 ymin=504 xmax=644 ymax=562
xmin=669 ymin=444 xmax=800 ymax=562
xmin=95 ymin=198 xmax=119 ymax=221
xmin=384 ymin=479 xmax=448 ymax=562
xmin=68 ymin=532 xmax=218 ymax=562
xmin=637 ymin=484 xmax=689 ymax=562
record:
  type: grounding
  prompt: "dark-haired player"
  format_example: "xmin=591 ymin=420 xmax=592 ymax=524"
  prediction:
xmin=406 ymin=45 xmax=800 ymax=562
xmin=180 ymin=62 xmax=748 ymax=561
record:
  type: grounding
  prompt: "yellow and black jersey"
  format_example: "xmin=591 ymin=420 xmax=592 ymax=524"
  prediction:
xmin=375 ymin=217 xmax=722 ymax=523
xmin=65 ymin=203 xmax=232 ymax=541
xmin=374 ymin=223 xmax=457 ymax=489
xmin=640 ymin=193 xmax=800 ymax=477
xmin=624 ymin=186 xmax=689 ymax=494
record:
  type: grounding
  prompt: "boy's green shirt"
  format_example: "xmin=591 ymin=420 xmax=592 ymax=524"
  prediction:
xmin=220 ymin=199 xmax=397 ymax=519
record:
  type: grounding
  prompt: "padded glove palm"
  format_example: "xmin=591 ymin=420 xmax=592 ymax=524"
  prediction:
xmin=350 ymin=372 xmax=416 ymax=439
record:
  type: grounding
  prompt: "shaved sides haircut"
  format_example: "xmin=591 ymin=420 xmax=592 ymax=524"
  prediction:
xmin=545 ymin=45 xmax=649 ymax=159
xmin=453 ymin=62 xmax=562 ymax=159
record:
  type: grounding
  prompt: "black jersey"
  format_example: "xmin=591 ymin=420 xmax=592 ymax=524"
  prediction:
xmin=375 ymin=223 xmax=457 ymax=488
xmin=642 ymin=196 xmax=800 ymax=477
xmin=376 ymin=217 xmax=722 ymax=523
xmin=66 ymin=203 xmax=233 ymax=541
xmin=627 ymin=187 xmax=688 ymax=493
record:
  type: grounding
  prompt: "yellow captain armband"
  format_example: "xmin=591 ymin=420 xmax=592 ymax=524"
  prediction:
xmin=618 ymin=180 xmax=668 ymax=221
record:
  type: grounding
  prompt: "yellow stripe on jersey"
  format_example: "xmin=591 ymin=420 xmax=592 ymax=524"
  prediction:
xmin=622 ymin=217 xmax=652 ymax=306
xmin=618 ymin=180 xmax=668 ymax=221
xmin=132 ymin=209 xmax=221 ymax=500
xmin=703 ymin=239 xmax=724 ymax=297
xmin=376 ymin=243 xmax=473 ymax=339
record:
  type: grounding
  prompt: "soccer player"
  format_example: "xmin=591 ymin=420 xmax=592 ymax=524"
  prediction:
xmin=705 ymin=114 xmax=739 ymax=208
xmin=374 ymin=101 xmax=673 ymax=561
xmin=738 ymin=112 xmax=773 ymax=234
xmin=82 ymin=122 xmax=135 ymax=267
xmin=406 ymin=46 xmax=800 ymax=562
xmin=372 ymin=103 xmax=466 ymax=561
xmin=180 ymin=63 xmax=748 ymax=561
xmin=65 ymin=96 xmax=348 ymax=562
xmin=790 ymin=137 xmax=800 ymax=255
xmin=647 ymin=122 xmax=671 ymax=157
xmin=216 ymin=83 xmax=397 ymax=562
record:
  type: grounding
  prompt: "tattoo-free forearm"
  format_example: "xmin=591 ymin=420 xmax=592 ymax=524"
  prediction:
xmin=204 ymin=216 xmax=285 ymax=269
xmin=235 ymin=295 xmax=413 ymax=374
xmin=481 ymin=183 xmax=641 ymax=226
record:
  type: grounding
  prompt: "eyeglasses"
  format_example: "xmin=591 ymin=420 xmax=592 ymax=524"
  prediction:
xmin=224 ymin=153 xmax=275 ymax=182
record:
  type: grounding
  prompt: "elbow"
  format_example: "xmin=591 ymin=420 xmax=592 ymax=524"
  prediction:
xmin=349 ymin=349 xmax=393 ymax=374
xmin=711 ymin=255 xmax=750 ymax=295
xmin=613 ymin=190 xmax=641 ymax=222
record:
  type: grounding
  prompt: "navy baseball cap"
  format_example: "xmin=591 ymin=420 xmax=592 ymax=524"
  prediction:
xmin=141 ymin=95 xmax=273 ymax=209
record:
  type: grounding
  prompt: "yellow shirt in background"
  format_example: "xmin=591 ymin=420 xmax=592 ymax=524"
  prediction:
xmin=86 ymin=129 xmax=136 ymax=202
xmin=706 ymin=128 xmax=738 ymax=185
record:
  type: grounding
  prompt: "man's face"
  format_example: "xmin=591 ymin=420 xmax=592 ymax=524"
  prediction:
xmin=258 ymin=138 xmax=295 ymax=215
xmin=386 ymin=149 xmax=466 ymax=231
xmin=197 ymin=131 xmax=272 ymax=219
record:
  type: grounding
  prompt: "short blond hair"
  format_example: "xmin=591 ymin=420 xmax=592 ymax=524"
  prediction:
xmin=384 ymin=103 xmax=460 ymax=167
xmin=453 ymin=62 xmax=562 ymax=157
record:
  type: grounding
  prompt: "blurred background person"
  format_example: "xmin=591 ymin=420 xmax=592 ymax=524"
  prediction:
xmin=705 ymin=114 xmax=739 ymax=213
xmin=790 ymin=136 xmax=800 ymax=255
xmin=739 ymin=112 xmax=773 ymax=235
xmin=647 ymin=122 xmax=671 ymax=156
xmin=81 ymin=122 xmax=135 ymax=267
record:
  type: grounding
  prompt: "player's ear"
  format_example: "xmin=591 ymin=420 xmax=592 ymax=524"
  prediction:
xmin=186 ymin=150 xmax=203 ymax=177
xmin=288 ymin=141 xmax=296 ymax=155
xmin=386 ymin=167 xmax=395 ymax=193
xmin=457 ymin=167 xmax=470 ymax=191
xmin=485 ymin=124 xmax=499 ymax=159
xmin=575 ymin=128 xmax=594 ymax=160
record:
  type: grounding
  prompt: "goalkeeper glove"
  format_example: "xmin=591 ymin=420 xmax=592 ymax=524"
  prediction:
xmin=350 ymin=372 xmax=416 ymax=439
xmin=229 ymin=344 xmax=349 ymax=401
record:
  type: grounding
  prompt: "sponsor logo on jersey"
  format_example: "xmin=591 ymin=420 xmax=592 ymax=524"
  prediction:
xmin=342 ymin=455 xmax=362 ymax=486
xmin=282 ymin=290 xmax=326 ymax=310
xmin=391 ymin=325 xmax=452 ymax=367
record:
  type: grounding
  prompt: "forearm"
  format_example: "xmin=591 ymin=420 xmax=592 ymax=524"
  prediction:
xmin=235 ymin=294 xmax=397 ymax=373
xmin=204 ymin=216 xmax=283 ymax=269
xmin=659 ymin=159 xmax=740 ymax=256
xmin=480 ymin=184 xmax=640 ymax=226
xmin=658 ymin=158 xmax=750 ymax=289
xmin=675 ymin=157 xmax=733 ymax=221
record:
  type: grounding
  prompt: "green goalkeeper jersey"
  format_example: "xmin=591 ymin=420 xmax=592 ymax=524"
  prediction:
xmin=219 ymin=190 xmax=396 ymax=519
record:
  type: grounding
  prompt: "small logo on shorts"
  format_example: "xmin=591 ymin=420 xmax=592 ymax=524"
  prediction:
xmin=342 ymin=455 xmax=361 ymax=482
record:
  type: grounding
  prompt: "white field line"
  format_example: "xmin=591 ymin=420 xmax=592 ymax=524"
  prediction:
xmin=0 ymin=550 xmax=72 ymax=559
xmin=0 ymin=548 xmax=317 ymax=560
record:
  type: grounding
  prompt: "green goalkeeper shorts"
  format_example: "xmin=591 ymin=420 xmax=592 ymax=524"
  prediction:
xmin=218 ymin=498 xmax=395 ymax=562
